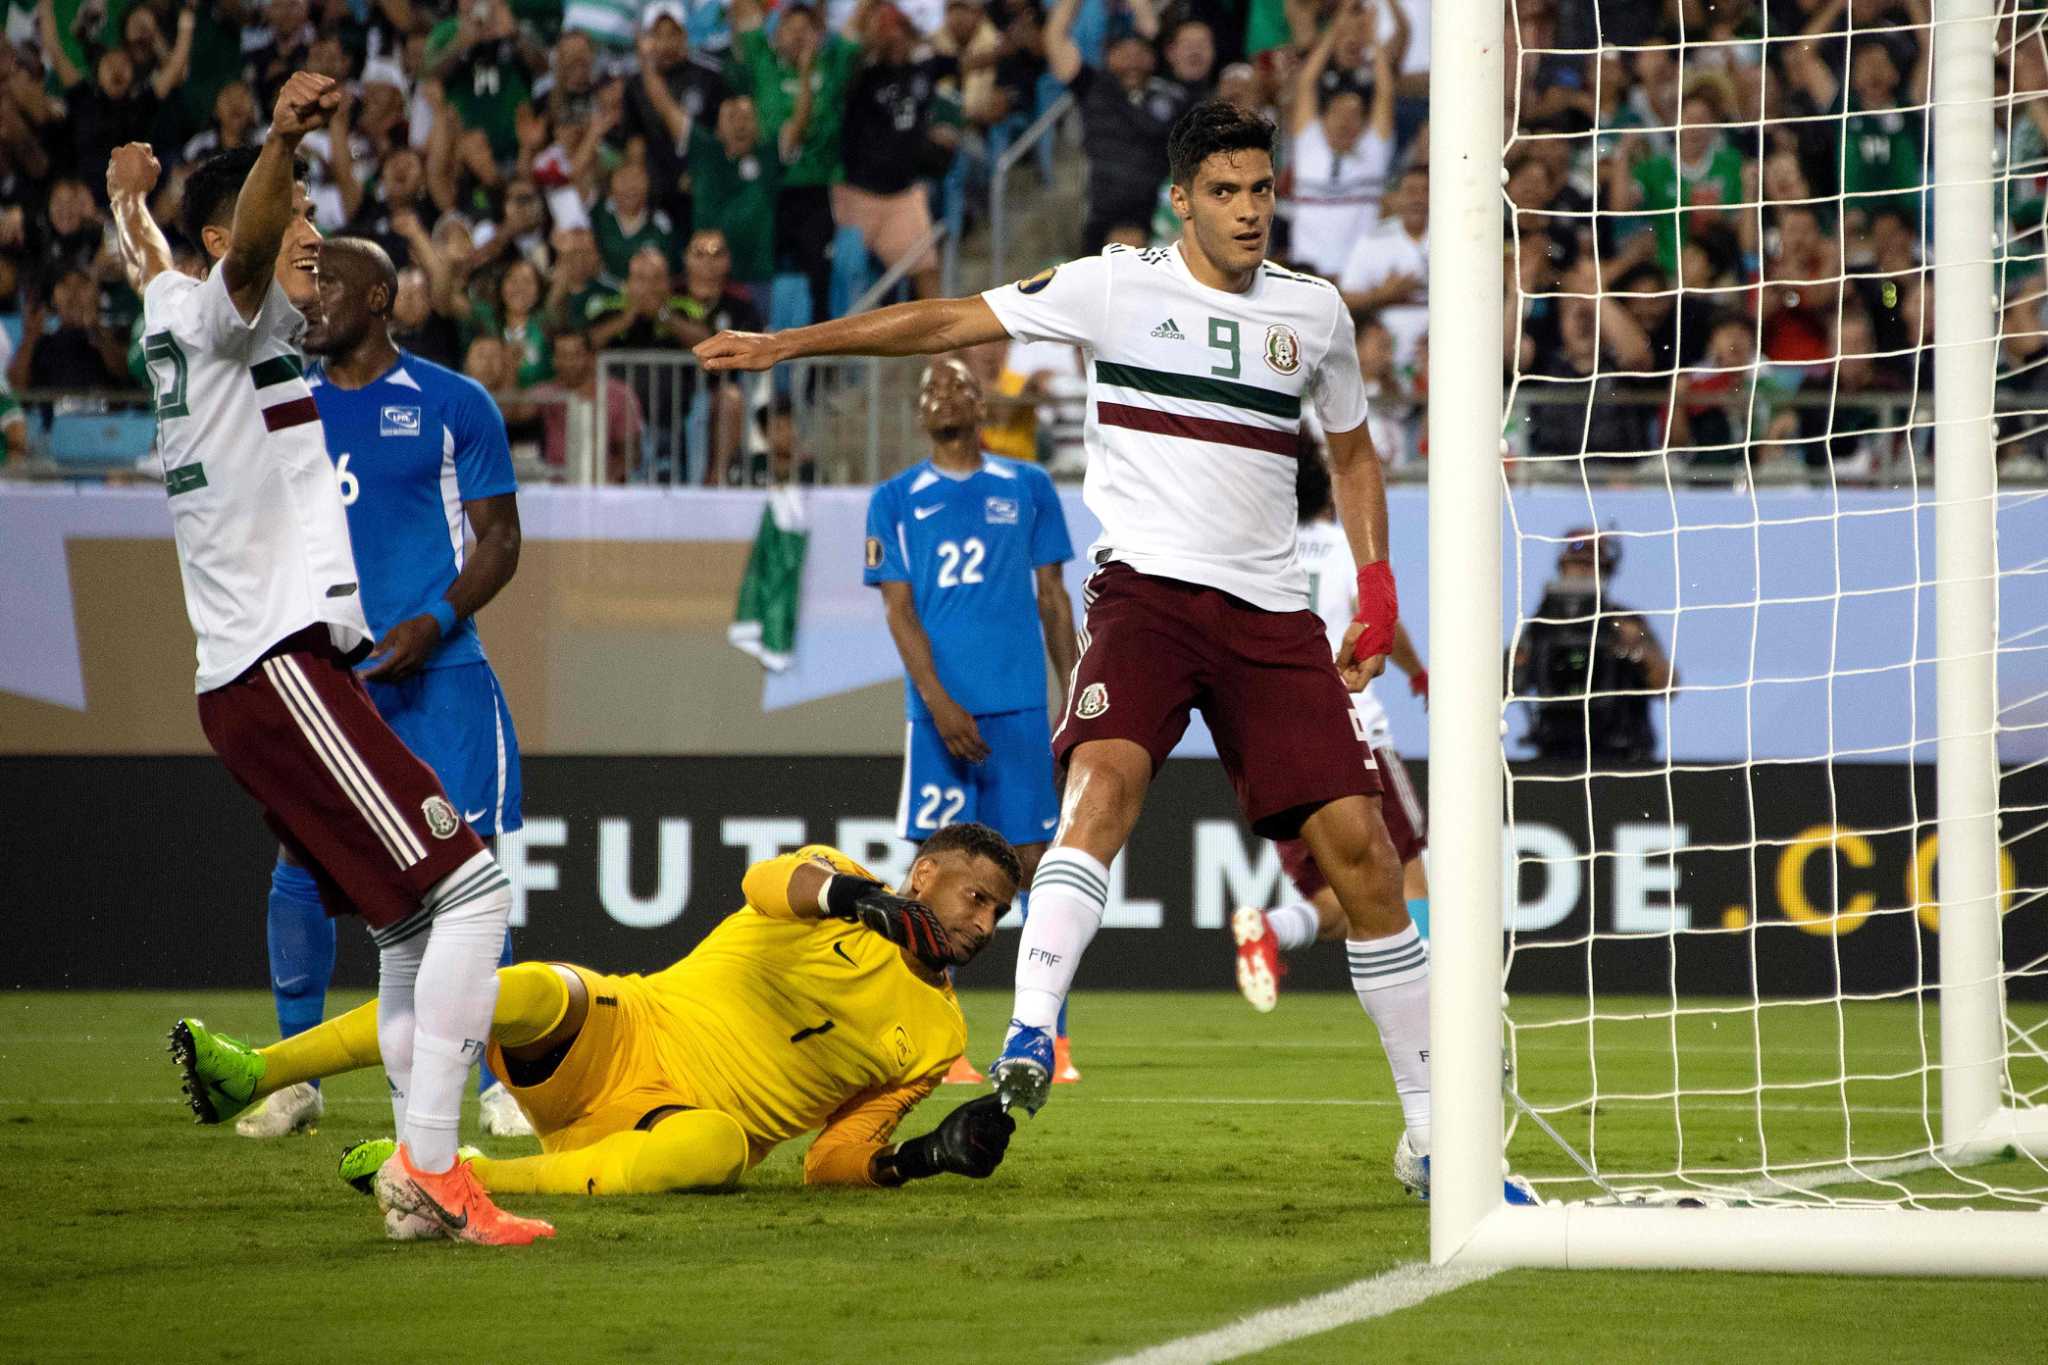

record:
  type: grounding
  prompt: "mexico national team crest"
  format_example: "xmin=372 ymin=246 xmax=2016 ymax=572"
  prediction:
xmin=1077 ymin=682 xmax=1109 ymax=719
xmin=1264 ymin=324 xmax=1302 ymax=376
xmin=422 ymin=795 xmax=460 ymax=839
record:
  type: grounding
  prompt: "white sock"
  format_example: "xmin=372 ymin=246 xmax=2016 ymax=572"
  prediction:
xmin=1010 ymin=848 xmax=1109 ymax=1033
xmin=404 ymin=851 xmax=511 ymax=1173
xmin=1266 ymin=901 xmax=1320 ymax=952
xmin=1348 ymin=924 xmax=1432 ymax=1153
xmin=375 ymin=934 xmax=425 ymax=1138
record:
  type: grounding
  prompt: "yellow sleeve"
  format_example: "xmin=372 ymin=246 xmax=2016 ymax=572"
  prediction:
xmin=802 ymin=1075 xmax=940 ymax=1187
xmin=740 ymin=845 xmax=879 ymax=922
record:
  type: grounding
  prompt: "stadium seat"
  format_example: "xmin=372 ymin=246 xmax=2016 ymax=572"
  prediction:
xmin=46 ymin=410 xmax=158 ymax=469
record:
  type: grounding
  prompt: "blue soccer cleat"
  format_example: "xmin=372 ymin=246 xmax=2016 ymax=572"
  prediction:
xmin=1393 ymin=1133 xmax=1541 ymax=1206
xmin=989 ymin=1020 xmax=1054 ymax=1117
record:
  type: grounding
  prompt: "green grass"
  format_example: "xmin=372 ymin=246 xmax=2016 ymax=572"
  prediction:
xmin=0 ymin=990 xmax=2042 ymax=1364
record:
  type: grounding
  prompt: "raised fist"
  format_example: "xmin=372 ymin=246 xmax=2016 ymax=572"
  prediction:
xmin=107 ymin=142 xmax=161 ymax=200
xmin=272 ymin=71 xmax=341 ymax=139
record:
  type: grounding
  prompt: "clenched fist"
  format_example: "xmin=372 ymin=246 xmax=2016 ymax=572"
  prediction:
xmin=107 ymin=142 xmax=160 ymax=200
xmin=271 ymin=71 xmax=342 ymax=139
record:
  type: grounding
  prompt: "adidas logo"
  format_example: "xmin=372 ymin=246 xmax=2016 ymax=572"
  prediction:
xmin=1150 ymin=318 xmax=1185 ymax=340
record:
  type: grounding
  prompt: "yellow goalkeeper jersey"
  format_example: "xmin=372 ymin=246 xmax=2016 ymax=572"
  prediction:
xmin=624 ymin=845 xmax=967 ymax=1177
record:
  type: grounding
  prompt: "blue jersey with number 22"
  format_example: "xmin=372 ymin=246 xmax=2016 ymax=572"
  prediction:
xmin=864 ymin=455 xmax=1073 ymax=721
xmin=307 ymin=350 xmax=516 ymax=672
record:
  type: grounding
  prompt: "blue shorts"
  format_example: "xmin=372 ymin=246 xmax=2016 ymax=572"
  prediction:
xmin=896 ymin=706 xmax=1059 ymax=848
xmin=364 ymin=661 xmax=523 ymax=838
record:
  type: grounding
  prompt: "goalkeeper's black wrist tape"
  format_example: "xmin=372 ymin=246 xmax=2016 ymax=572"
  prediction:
xmin=820 ymin=873 xmax=889 ymax=921
xmin=875 ymin=1135 xmax=943 ymax=1186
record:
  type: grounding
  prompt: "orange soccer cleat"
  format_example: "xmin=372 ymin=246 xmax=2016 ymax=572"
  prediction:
xmin=1052 ymin=1034 xmax=1081 ymax=1084
xmin=942 ymin=1053 xmax=986 ymax=1084
xmin=374 ymin=1143 xmax=557 ymax=1247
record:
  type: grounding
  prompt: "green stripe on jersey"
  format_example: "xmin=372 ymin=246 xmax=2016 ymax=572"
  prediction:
xmin=1093 ymin=361 xmax=1299 ymax=420
xmin=165 ymin=462 xmax=207 ymax=496
xmin=250 ymin=354 xmax=304 ymax=388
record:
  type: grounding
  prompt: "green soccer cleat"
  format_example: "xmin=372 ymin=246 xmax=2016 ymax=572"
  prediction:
xmin=340 ymin=1138 xmax=483 ymax=1198
xmin=340 ymin=1138 xmax=397 ymax=1197
xmin=167 ymin=1018 xmax=265 ymax=1124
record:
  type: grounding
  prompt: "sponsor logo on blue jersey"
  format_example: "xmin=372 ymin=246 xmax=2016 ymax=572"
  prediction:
xmin=380 ymin=404 xmax=423 ymax=437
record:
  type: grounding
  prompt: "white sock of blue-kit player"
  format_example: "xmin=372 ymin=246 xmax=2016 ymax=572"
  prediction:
xmin=403 ymin=852 xmax=511 ymax=1173
xmin=1348 ymin=922 xmax=1432 ymax=1154
xmin=1010 ymin=847 xmax=1110 ymax=1034
xmin=1265 ymin=901 xmax=1321 ymax=952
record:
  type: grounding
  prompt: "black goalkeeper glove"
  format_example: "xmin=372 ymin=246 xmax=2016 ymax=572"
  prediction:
xmin=821 ymin=874 xmax=953 ymax=967
xmin=877 ymin=1094 xmax=1016 ymax=1184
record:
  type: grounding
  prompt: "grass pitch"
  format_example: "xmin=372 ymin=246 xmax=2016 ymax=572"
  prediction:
xmin=1 ymin=989 xmax=2040 ymax=1363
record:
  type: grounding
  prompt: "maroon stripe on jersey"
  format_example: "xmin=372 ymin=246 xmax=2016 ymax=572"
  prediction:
xmin=261 ymin=397 xmax=321 ymax=432
xmin=1097 ymin=402 xmax=1297 ymax=457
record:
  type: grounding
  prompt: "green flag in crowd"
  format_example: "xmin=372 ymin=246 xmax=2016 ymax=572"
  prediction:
xmin=729 ymin=486 xmax=808 ymax=672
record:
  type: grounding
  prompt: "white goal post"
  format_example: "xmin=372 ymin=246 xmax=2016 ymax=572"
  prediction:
xmin=1427 ymin=0 xmax=2048 ymax=1276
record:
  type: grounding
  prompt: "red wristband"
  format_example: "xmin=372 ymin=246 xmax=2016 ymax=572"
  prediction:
xmin=1408 ymin=667 xmax=1429 ymax=699
xmin=1350 ymin=561 xmax=1397 ymax=663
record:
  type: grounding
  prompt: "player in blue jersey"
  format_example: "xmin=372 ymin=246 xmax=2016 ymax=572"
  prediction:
xmin=865 ymin=357 xmax=1081 ymax=1084
xmin=231 ymin=236 xmax=532 ymax=1140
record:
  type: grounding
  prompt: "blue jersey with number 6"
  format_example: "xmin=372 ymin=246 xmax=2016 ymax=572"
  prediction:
xmin=307 ymin=350 xmax=516 ymax=673
xmin=864 ymin=455 xmax=1072 ymax=720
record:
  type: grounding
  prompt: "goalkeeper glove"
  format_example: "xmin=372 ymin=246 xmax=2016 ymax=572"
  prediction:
xmin=1348 ymin=560 xmax=1398 ymax=664
xmin=821 ymin=874 xmax=953 ymax=967
xmin=876 ymin=1094 xmax=1016 ymax=1184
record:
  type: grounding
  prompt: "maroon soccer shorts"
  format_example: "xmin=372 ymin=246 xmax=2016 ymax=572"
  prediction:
xmin=196 ymin=626 xmax=485 ymax=937
xmin=1277 ymin=745 xmax=1427 ymax=901
xmin=1053 ymin=562 xmax=1379 ymax=839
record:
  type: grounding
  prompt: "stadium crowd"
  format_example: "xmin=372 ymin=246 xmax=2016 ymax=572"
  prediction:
xmin=0 ymin=0 xmax=2038 ymax=480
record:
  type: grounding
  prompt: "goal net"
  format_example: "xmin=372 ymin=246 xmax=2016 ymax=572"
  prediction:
xmin=1427 ymin=0 xmax=2048 ymax=1273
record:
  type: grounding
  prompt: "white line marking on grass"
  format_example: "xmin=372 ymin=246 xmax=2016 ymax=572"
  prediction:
xmin=1088 ymin=1097 xmax=1932 ymax=1117
xmin=1101 ymin=1260 xmax=1499 ymax=1365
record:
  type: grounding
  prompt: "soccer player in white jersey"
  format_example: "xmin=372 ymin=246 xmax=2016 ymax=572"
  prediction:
xmin=106 ymin=72 xmax=554 ymax=1245
xmin=1234 ymin=450 xmax=1432 ymax=1013
xmin=697 ymin=100 xmax=1526 ymax=1200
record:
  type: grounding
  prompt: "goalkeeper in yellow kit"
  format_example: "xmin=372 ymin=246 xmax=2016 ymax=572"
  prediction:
xmin=172 ymin=823 xmax=1022 ymax=1216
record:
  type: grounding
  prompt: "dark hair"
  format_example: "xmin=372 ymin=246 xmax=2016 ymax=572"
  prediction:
xmin=1295 ymin=440 xmax=1333 ymax=522
xmin=181 ymin=146 xmax=310 ymax=251
xmin=917 ymin=821 xmax=1022 ymax=889
xmin=1167 ymin=99 xmax=1276 ymax=188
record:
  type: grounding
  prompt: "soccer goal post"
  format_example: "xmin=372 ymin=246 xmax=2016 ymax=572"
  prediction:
xmin=1428 ymin=0 xmax=2048 ymax=1275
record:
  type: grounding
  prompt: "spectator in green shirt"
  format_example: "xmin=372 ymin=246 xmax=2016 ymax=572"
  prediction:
xmin=1613 ymin=92 xmax=1745 ymax=274
xmin=545 ymin=224 xmax=620 ymax=332
xmin=0 ymin=368 xmax=26 ymax=464
xmin=592 ymin=159 xmax=681 ymax=279
xmin=425 ymin=0 xmax=547 ymax=166
xmin=469 ymin=257 xmax=553 ymax=387
xmin=689 ymin=93 xmax=779 ymax=293
xmin=726 ymin=0 xmax=873 ymax=322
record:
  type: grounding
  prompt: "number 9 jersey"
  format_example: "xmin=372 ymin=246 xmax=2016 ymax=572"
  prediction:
xmin=862 ymin=453 xmax=1072 ymax=721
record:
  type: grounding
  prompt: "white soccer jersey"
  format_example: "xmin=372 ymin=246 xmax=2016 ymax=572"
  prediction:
xmin=142 ymin=268 xmax=370 ymax=692
xmin=1296 ymin=516 xmax=1391 ymax=746
xmin=982 ymin=243 xmax=1370 ymax=613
